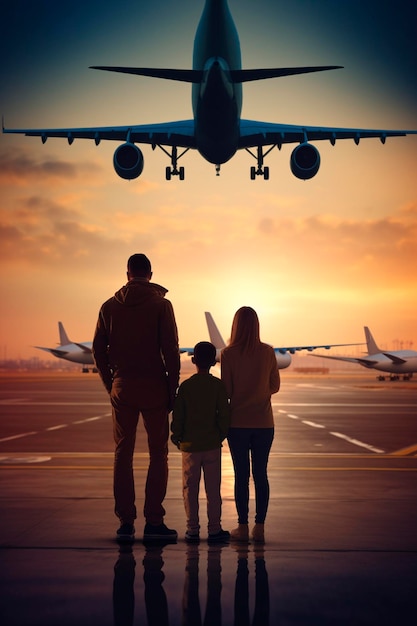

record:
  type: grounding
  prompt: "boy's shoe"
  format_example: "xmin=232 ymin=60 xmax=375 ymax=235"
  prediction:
xmin=208 ymin=529 xmax=230 ymax=543
xmin=143 ymin=522 xmax=178 ymax=541
xmin=185 ymin=530 xmax=200 ymax=543
xmin=116 ymin=523 xmax=135 ymax=542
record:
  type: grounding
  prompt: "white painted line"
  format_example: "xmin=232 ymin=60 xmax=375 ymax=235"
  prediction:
xmin=302 ymin=420 xmax=326 ymax=429
xmin=0 ymin=431 xmax=37 ymax=442
xmin=272 ymin=403 xmax=417 ymax=408
xmin=0 ymin=456 xmax=51 ymax=464
xmin=83 ymin=415 xmax=108 ymax=422
xmin=46 ymin=424 xmax=68 ymax=431
xmin=73 ymin=413 xmax=111 ymax=424
xmin=330 ymin=431 xmax=385 ymax=454
xmin=0 ymin=401 xmax=109 ymax=406
xmin=287 ymin=414 xmax=300 ymax=420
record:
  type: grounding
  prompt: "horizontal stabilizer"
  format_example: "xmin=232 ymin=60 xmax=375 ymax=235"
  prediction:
xmin=90 ymin=66 xmax=203 ymax=83
xmin=230 ymin=65 xmax=343 ymax=83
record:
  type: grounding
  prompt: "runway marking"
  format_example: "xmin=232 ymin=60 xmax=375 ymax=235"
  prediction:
xmin=73 ymin=413 xmax=111 ymax=424
xmin=0 ymin=414 xmax=110 ymax=444
xmin=390 ymin=443 xmax=417 ymax=457
xmin=0 ymin=401 xmax=109 ymax=406
xmin=330 ymin=431 xmax=384 ymax=454
xmin=0 ymin=456 xmax=51 ymax=464
xmin=0 ymin=431 xmax=37 ymax=442
xmin=1 ymin=464 xmax=416 ymax=472
xmin=302 ymin=420 xmax=326 ymax=429
xmin=272 ymin=402 xmax=417 ymax=408
xmin=277 ymin=408 xmax=386 ymax=454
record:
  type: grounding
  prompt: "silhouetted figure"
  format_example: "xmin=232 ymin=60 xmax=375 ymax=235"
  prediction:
xmin=233 ymin=546 xmax=270 ymax=626
xmin=93 ymin=253 xmax=180 ymax=543
xmin=182 ymin=543 xmax=224 ymax=625
xmin=143 ymin=542 xmax=169 ymax=626
xmin=221 ymin=307 xmax=280 ymax=543
xmin=252 ymin=547 xmax=270 ymax=626
xmin=113 ymin=545 xmax=135 ymax=626
xmin=172 ymin=341 xmax=230 ymax=542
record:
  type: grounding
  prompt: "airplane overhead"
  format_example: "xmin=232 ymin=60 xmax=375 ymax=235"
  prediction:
xmin=310 ymin=326 xmax=417 ymax=380
xmin=196 ymin=312 xmax=363 ymax=369
xmin=2 ymin=0 xmax=416 ymax=182
xmin=35 ymin=322 xmax=95 ymax=371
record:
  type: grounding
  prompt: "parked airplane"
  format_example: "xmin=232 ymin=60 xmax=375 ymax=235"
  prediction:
xmin=3 ymin=0 xmax=416 ymax=181
xmin=181 ymin=312 xmax=362 ymax=369
xmin=310 ymin=326 xmax=417 ymax=380
xmin=35 ymin=322 xmax=95 ymax=372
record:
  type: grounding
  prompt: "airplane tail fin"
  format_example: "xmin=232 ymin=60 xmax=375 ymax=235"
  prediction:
xmin=58 ymin=322 xmax=71 ymax=346
xmin=205 ymin=312 xmax=226 ymax=349
xmin=364 ymin=327 xmax=380 ymax=355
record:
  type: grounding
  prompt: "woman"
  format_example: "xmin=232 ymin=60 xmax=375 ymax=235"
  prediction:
xmin=221 ymin=307 xmax=280 ymax=543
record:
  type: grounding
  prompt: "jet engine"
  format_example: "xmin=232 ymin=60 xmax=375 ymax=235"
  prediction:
xmin=113 ymin=143 xmax=144 ymax=180
xmin=275 ymin=352 xmax=292 ymax=369
xmin=290 ymin=143 xmax=320 ymax=180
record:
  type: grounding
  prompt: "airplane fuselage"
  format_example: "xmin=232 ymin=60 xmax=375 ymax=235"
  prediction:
xmin=36 ymin=343 xmax=94 ymax=365
xmin=192 ymin=0 xmax=242 ymax=164
xmin=362 ymin=353 xmax=417 ymax=374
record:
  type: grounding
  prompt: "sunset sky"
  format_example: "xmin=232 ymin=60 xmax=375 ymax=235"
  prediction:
xmin=1 ymin=0 xmax=416 ymax=361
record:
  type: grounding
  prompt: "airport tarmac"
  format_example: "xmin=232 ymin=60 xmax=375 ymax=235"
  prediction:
xmin=0 ymin=365 xmax=416 ymax=625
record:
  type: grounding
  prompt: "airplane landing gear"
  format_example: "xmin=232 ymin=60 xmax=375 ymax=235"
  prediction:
xmin=156 ymin=145 xmax=189 ymax=180
xmin=246 ymin=145 xmax=274 ymax=179
xmin=250 ymin=165 xmax=269 ymax=180
xmin=165 ymin=165 xmax=185 ymax=181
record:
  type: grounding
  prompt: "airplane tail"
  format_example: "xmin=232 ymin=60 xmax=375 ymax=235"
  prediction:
xmin=90 ymin=66 xmax=203 ymax=83
xmin=364 ymin=326 xmax=380 ymax=355
xmin=205 ymin=312 xmax=226 ymax=349
xmin=90 ymin=66 xmax=342 ymax=84
xmin=58 ymin=322 xmax=71 ymax=346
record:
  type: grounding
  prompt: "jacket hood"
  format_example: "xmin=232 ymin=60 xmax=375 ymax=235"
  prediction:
xmin=114 ymin=279 xmax=168 ymax=307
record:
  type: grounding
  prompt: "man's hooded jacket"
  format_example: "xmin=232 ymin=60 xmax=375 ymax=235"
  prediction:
xmin=92 ymin=279 xmax=180 ymax=403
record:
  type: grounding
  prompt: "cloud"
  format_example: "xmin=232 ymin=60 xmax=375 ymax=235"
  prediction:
xmin=0 ymin=149 xmax=102 ymax=185
xmin=0 ymin=194 xmax=132 ymax=271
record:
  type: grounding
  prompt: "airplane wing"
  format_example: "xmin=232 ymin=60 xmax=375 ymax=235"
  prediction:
xmin=239 ymin=120 xmax=417 ymax=149
xmin=274 ymin=342 xmax=364 ymax=355
xmin=2 ymin=119 xmax=196 ymax=149
xmin=74 ymin=343 xmax=93 ymax=354
xmin=382 ymin=352 xmax=408 ymax=365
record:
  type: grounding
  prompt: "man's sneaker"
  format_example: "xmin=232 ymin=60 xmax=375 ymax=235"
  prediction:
xmin=208 ymin=529 xmax=230 ymax=543
xmin=185 ymin=530 xmax=200 ymax=543
xmin=143 ymin=523 xmax=178 ymax=541
xmin=116 ymin=523 xmax=135 ymax=542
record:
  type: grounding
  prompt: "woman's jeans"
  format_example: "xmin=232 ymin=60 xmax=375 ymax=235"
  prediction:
xmin=227 ymin=427 xmax=274 ymax=524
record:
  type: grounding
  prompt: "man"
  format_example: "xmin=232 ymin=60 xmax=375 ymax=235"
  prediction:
xmin=93 ymin=253 xmax=180 ymax=542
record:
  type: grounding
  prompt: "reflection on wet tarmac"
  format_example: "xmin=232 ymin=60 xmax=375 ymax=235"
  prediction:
xmin=234 ymin=545 xmax=270 ymax=626
xmin=113 ymin=541 xmax=270 ymax=626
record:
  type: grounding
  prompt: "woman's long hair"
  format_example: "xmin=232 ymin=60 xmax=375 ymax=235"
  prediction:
xmin=228 ymin=306 xmax=261 ymax=354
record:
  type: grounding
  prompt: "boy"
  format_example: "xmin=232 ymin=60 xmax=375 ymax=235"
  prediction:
xmin=171 ymin=341 xmax=230 ymax=542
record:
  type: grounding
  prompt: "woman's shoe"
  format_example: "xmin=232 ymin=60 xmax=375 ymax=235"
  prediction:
xmin=230 ymin=524 xmax=249 ymax=542
xmin=251 ymin=523 xmax=265 ymax=543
